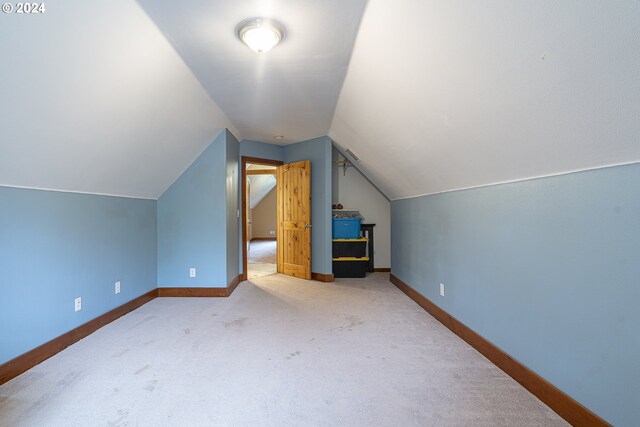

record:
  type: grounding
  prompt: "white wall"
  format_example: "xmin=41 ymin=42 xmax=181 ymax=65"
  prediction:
xmin=252 ymin=188 xmax=277 ymax=238
xmin=335 ymin=152 xmax=390 ymax=268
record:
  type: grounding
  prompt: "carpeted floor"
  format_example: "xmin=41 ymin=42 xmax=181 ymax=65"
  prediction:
xmin=248 ymin=240 xmax=277 ymax=279
xmin=0 ymin=273 xmax=568 ymax=426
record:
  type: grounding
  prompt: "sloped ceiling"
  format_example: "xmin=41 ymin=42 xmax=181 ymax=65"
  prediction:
xmin=247 ymin=164 xmax=276 ymax=208
xmin=2 ymin=1 xmax=638 ymax=201
xmin=137 ymin=0 xmax=367 ymax=145
xmin=0 ymin=0 xmax=237 ymax=199
xmin=330 ymin=1 xmax=640 ymax=200
xmin=248 ymin=176 xmax=276 ymax=209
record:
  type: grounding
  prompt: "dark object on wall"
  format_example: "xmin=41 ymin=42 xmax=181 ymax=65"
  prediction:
xmin=337 ymin=203 xmax=343 ymax=209
xmin=332 ymin=203 xmax=337 ymax=209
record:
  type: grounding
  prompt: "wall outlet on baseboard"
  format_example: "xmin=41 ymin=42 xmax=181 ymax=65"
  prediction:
xmin=439 ymin=283 xmax=445 ymax=297
xmin=115 ymin=281 xmax=121 ymax=294
xmin=189 ymin=268 xmax=196 ymax=278
xmin=75 ymin=297 xmax=82 ymax=311
xmin=269 ymin=230 xmax=275 ymax=235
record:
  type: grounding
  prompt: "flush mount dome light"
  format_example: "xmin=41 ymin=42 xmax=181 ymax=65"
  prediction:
xmin=236 ymin=17 xmax=285 ymax=53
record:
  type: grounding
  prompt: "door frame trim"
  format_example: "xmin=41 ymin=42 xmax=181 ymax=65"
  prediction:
xmin=241 ymin=156 xmax=284 ymax=281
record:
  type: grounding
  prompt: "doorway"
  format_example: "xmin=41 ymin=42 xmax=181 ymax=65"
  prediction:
xmin=242 ymin=156 xmax=312 ymax=281
xmin=242 ymin=156 xmax=283 ymax=280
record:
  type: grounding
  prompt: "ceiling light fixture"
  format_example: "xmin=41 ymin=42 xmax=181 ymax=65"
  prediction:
xmin=236 ymin=17 xmax=285 ymax=53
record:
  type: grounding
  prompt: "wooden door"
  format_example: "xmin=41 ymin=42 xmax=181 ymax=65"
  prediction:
xmin=277 ymin=160 xmax=311 ymax=279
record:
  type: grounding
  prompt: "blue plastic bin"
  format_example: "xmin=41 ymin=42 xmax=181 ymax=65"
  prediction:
xmin=332 ymin=218 xmax=362 ymax=239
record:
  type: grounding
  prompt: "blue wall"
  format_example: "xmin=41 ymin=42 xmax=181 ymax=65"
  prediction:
xmin=3 ymin=130 xmax=336 ymax=366
xmin=157 ymin=130 xmax=237 ymax=288
xmin=226 ymin=130 xmax=240 ymax=284
xmin=238 ymin=137 xmax=333 ymax=275
xmin=0 ymin=186 xmax=157 ymax=365
xmin=391 ymin=163 xmax=640 ymax=426
xmin=284 ymin=136 xmax=333 ymax=275
xmin=240 ymin=139 xmax=284 ymax=162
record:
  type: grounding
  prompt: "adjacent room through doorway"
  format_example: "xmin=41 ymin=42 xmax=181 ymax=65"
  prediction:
xmin=247 ymin=239 xmax=276 ymax=278
xmin=245 ymin=162 xmax=278 ymax=279
xmin=241 ymin=156 xmax=312 ymax=281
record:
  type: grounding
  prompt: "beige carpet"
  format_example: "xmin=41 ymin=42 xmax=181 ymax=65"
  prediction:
xmin=0 ymin=273 xmax=567 ymax=426
xmin=248 ymin=240 xmax=277 ymax=279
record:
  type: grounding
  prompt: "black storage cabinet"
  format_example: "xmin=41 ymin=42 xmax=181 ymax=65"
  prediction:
xmin=332 ymin=257 xmax=369 ymax=278
xmin=332 ymin=238 xmax=367 ymax=258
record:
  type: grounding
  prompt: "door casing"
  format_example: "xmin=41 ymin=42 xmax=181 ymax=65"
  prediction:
xmin=241 ymin=156 xmax=283 ymax=281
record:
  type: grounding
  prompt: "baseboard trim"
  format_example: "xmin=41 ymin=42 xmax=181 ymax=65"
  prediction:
xmin=311 ymin=272 xmax=335 ymax=282
xmin=389 ymin=274 xmax=609 ymax=427
xmin=0 ymin=275 xmax=247 ymax=386
xmin=227 ymin=274 xmax=243 ymax=295
xmin=0 ymin=289 xmax=157 ymax=386
xmin=157 ymin=287 xmax=227 ymax=297
xmin=250 ymin=237 xmax=276 ymax=242
xmin=158 ymin=275 xmax=244 ymax=298
xmin=374 ymin=268 xmax=391 ymax=272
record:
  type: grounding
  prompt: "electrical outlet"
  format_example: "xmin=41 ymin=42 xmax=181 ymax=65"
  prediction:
xmin=115 ymin=281 xmax=121 ymax=294
xmin=189 ymin=268 xmax=196 ymax=278
xmin=439 ymin=283 xmax=445 ymax=297
xmin=269 ymin=230 xmax=275 ymax=235
xmin=75 ymin=297 xmax=82 ymax=311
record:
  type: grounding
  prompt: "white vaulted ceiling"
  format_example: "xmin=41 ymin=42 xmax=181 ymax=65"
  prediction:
xmin=330 ymin=1 xmax=640 ymax=199
xmin=247 ymin=164 xmax=276 ymax=208
xmin=0 ymin=0 xmax=238 ymax=199
xmin=248 ymin=176 xmax=276 ymax=209
xmin=136 ymin=0 xmax=367 ymax=145
xmin=1 ymin=1 xmax=639 ymax=200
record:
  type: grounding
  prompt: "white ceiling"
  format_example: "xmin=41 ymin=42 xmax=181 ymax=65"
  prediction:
xmin=137 ymin=0 xmax=367 ymax=145
xmin=330 ymin=1 xmax=640 ymax=200
xmin=0 ymin=0 xmax=236 ymax=199
xmin=1 ymin=1 xmax=639 ymax=200
xmin=248 ymin=175 xmax=276 ymax=209
xmin=247 ymin=164 xmax=276 ymax=208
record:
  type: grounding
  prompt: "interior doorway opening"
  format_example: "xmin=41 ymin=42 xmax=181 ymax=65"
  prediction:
xmin=242 ymin=156 xmax=283 ymax=280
